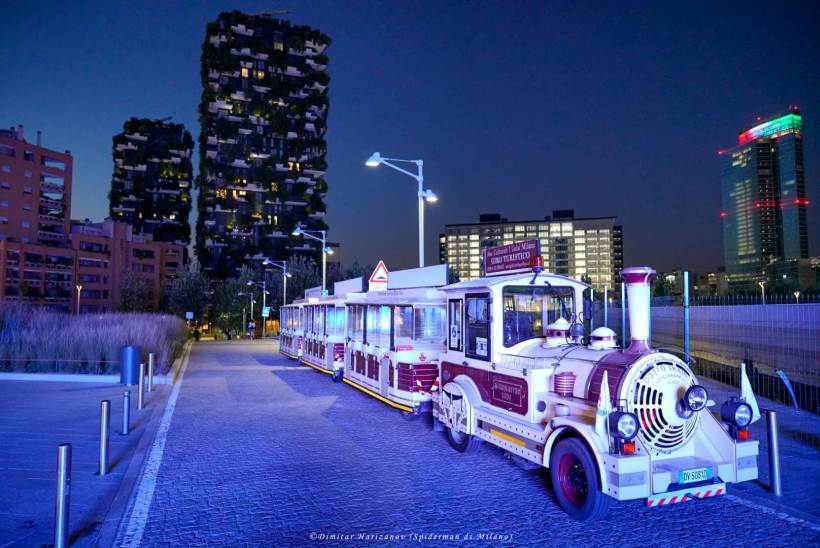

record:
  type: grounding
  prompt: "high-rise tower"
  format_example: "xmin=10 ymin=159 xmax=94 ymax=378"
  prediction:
xmin=109 ymin=118 xmax=194 ymax=245
xmin=721 ymin=106 xmax=809 ymax=291
xmin=196 ymin=11 xmax=330 ymax=276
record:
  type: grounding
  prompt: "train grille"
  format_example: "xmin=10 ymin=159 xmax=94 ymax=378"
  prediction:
xmin=627 ymin=359 xmax=699 ymax=453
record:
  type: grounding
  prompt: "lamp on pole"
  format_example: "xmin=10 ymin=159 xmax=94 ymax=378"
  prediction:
xmin=247 ymin=280 xmax=268 ymax=337
xmin=758 ymin=280 xmax=767 ymax=305
xmin=366 ymin=152 xmax=437 ymax=267
xmin=238 ymin=291 xmax=255 ymax=338
xmin=75 ymin=284 xmax=83 ymax=315
xmin=263 ymin=259 xmax=291 ymax=307
xmin=292 ymin=226 xmax=332 ymax=292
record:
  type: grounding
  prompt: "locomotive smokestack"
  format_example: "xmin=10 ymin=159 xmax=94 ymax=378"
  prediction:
xmin=621 ymin=266 xmax=656 ymax=353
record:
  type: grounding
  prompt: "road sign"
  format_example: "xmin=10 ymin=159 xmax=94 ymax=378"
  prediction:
xmin=321 ymin=289 xmax=329 ymax=296
xmin=261 ymin=306 xmax=270 ymax=318
xmin=185 ymin=311 xmax=194 ymax=320
xmin=369 ymin=260 xmax=389 ymax=291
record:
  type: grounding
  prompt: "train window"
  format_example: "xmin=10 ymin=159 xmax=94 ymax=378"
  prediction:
xmin=414 ymin=305 xmax=445 ymax=344
xmin=448 ymin=299 xmax=463 ymax=351
xmin=502 ymin=286 xmax=574 ymax=347
xmin=315 ymin=306 xmax=325 ymax=336
xmin=465 ymin=293 xmax=491 ymax=361
xmin=394 ymin=305 xmax=413 ymax=346
xmin=348 ymin=305 xmax=364 ymax=341
xmin=366 ymin=305 xmax=390 ymax=347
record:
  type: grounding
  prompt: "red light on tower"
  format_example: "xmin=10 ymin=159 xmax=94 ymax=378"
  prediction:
xmin=754 ymin=202 xmax=761 ymax=209
xmin=720 ymin=211 xmax=729 ymax=218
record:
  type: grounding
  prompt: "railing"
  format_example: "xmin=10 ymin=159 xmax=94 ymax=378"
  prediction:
xmin=0 ymin=357 xmax=120 ymax=375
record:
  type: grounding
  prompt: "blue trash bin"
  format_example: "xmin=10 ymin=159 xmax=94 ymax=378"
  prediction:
xmin=120 ymin=345 xmax=141 ymax=385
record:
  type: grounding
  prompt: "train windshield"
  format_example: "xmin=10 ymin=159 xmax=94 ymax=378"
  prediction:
xmin=502 ymin=286 xmax=574 ymax=347
xmin=394 ymin=305 xmax=446 ymax=346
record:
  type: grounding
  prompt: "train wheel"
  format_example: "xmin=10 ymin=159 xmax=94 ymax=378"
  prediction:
xmin=446 ymin=426 xmax=481 ymax=453
xmin=549 ymin=438 xmax=610 ymax=521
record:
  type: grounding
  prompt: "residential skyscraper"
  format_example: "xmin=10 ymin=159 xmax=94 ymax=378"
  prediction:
xmin=196 ymin=11 xmax=330 ymax=276
xmin=109 ymin=118 xmax=194 ymax=245
xmin=721 ymin=106 xmax=809 ymax=291
xmin=440 ymin=210 xmax=623 ymax=289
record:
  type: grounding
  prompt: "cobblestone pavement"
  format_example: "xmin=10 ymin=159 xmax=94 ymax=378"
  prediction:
xmin=131 ymin=341 xmax=820 ymax=546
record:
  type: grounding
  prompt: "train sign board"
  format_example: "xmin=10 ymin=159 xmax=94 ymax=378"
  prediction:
xmin=483 ymin=239 xmax=541 ymax=275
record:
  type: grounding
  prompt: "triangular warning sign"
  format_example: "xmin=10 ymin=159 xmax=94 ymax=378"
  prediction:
xmin=369 ymin=260 xmax=389 ymax=283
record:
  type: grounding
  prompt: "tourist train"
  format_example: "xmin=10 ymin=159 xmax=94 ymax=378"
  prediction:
xmin=279 ymin=259 xmax=760 ymax=521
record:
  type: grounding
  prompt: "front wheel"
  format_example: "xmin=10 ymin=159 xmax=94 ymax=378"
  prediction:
xmin=549 ymin=438 xmax=610 ymax=521
xmin=446 ymin=426 xmax=481 ymax=453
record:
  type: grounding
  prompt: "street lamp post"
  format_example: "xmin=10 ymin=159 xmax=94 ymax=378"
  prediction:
xmin=238 ymin=292 xmax=255 ymax=338
xmin=75 ymin=284 xmax=83 ymax=315
xmin=758 ymin=280 xmax=767 ymax=305
xmin=247 ymin=280 xmax=268 ymax=337
xmin=263 ymin=259 xmax=291 ymax=306
xmin=291 ymin=226 xmax=333 ymax=292
xmin=366 ymin=152 xmax=438 ymax=267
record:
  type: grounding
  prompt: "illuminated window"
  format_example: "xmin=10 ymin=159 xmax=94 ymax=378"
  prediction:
xmin=271 ymin=182 xmax=279 ymax=191
xmin=274 ymin=41 xmax=284 ymax=51
xmin=241 ymin=67 xmax=249 ymax=78
xmin=255 ymin=70 xmax=265 ymax=79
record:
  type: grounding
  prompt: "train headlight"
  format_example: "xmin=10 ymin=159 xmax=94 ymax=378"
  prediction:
xmin=684 ymin=385 xmax=709 ymax=412
xmin=609 ymin=411 xmax=639 ymax=441
xmin=721 ymin=400 xmax=753 ymax=428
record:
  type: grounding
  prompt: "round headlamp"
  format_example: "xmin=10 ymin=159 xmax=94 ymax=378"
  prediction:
xmin=721 ymin=400 xmax=753 ymax=428
xmin=684 ymin=385 xmax=709 ymax=412
xmin=609 ymin=411 xmax=639 ymax=441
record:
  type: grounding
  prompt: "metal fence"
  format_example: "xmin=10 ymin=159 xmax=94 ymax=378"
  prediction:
xmin=595 ymin=298 xmax=820 ymax=449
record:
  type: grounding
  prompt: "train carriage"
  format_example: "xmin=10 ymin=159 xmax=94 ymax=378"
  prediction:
xmin=279 ymin=301 xmax=304 ymax=360
xmin=433 ymin=264 xmax=760 ymax=520
xmin=299 ymin=295 xmax=348 ymax=380
xmin=343 ymin=287 xmax=447 ymax=414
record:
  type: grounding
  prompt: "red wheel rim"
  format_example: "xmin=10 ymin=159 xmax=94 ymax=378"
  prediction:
xmin=558 ymin=453 xmax=588 ymax=506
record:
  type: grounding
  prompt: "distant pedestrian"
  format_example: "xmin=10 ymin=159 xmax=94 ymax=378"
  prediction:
xmin=230 ymin=328 xmax=237 ymax=340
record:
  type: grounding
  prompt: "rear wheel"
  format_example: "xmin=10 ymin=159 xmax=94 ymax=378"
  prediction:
xmin=549 ymin=438 xmax=610 ymax=521
xmin=446 ymin=426 xmax=481 ymax=453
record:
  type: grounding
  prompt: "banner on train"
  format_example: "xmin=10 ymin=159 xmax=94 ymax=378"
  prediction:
xmin=484 ymin=239 xmax=541 ymax=275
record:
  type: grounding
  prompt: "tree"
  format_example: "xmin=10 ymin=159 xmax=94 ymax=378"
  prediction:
xmin=119 ymin=272 xmax=153 ymax=312
xmin=161 ymin=265 xmax=210 ymax=319
xmin=211 ymin=266 xmax=254 ymax=333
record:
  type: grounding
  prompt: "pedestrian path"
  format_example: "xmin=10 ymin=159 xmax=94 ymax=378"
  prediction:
xmin=121 ymin=340 xmax=820 ymax=546
xmin=0 ymin=379 xmax=167 ymax=547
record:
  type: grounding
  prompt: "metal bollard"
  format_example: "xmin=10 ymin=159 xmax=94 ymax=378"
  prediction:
xmin=98 ymin=400 xmax=110 ymax=475
xmin=764 ymin=409 xmax=782 ymax=496
xmin=54 ymin=443 xmax=71 ymax=548
xmin=122 ymin=390 xmax=131 ymax=435
xmin=147 ymin=352 xmax=155 ymax=392
xmin=137 ymin=362 xmax=145 ymax=410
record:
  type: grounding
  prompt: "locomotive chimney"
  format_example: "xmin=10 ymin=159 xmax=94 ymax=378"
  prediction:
xmin=621 ymin=266 xmax=656 ymax=353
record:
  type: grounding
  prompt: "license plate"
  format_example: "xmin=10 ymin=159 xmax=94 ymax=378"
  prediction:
xmin=679 ymin=466 xmax=712 ymax=485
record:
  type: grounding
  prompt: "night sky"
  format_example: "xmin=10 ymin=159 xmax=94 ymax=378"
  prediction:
xmin=2 ymin=1 xmax=819 ymax=273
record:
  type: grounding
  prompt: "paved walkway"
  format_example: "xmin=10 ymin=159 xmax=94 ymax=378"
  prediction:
xmin=0 ymin=379 xmax=168 ymax=547
xmin=116 ymin=340 xmax=819 ymax=546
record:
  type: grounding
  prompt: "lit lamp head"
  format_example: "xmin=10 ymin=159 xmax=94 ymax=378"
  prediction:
xmin=292 ymin=226 xmax=303 ymax=237
xmin=324 ymin=247 xmax=334 ymax=255
xmin=423 ymin=189 xmax=438 ymax=203
xmin=285 ymin=272 xmax=292 ymax=278
xmin=366 ymin=152 xmax=382 ymax=167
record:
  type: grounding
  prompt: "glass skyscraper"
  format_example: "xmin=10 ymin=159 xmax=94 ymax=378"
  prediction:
xmin=721 ymin=107 xmax=808 ymax=291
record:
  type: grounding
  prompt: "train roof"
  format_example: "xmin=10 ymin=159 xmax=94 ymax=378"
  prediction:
xmin=443 ymin=271 xmax=590 ymax=292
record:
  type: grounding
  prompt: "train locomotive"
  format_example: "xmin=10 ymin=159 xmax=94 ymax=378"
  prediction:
xmin=280 ymin=264 xmax=760 ymax=521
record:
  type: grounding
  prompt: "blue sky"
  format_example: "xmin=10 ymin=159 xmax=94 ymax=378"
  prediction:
xmin=2 ymin=0 xmax=818 ymax=272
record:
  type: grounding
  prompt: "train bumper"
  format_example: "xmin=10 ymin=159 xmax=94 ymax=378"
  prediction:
xmin=645 ymin=483 xmax=726 ymax=507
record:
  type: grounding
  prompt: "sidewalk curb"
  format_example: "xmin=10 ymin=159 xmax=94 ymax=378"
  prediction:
xmin=92 ymin=339 xmax=194 ymax=546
